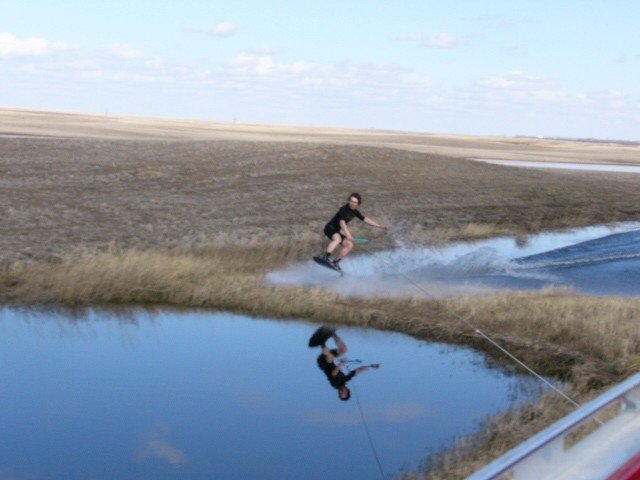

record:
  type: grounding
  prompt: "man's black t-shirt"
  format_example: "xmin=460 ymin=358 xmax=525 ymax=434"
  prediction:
xmin=317 ymin=350 xmax=356 ymax=389
xmin=326 ymin=204 xmax=365 ymax=231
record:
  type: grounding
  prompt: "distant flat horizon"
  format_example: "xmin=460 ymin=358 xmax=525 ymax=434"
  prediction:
xmin=1 ymin=106 xmax=638 ymax=145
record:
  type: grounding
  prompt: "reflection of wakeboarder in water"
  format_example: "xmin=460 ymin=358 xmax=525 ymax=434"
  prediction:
xmin=308 ymin=326 xmax=380 ymax=401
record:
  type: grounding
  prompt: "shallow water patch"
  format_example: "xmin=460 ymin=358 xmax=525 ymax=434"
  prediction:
xmin=0 ymin=307 xmax=543 ymax=479
xmin=473 ymin=158 xmax=640 ymax=174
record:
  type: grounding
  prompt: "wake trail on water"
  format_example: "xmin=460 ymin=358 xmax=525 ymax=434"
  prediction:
xmin=348 ymin=246 xmax=556 ymax=282
xmin=267 ymin=245 xmax=557 ymax=299
xmin=518 ymin=252 xmax=640 ymax=269
xmin=266 ymin=224 xmax=640 ymax=298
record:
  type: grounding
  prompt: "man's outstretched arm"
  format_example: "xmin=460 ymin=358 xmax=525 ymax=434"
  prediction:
xmin=363 ymin=217 xmax=389 ymax=229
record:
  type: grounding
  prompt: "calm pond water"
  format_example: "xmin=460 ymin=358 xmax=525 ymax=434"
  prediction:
xmin=0 ymin=307 xmax=542 ymax=480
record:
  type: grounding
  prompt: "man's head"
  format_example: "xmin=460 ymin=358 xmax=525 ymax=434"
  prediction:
xmin=347 ymin=192 xmax=361 ymax=209
xmin=338 ymin=386 xmax=351 ymax=401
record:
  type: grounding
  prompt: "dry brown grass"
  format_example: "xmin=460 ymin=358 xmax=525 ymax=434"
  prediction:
xmin=401 ymin=390 xmax=580 ymax=480
xmin=3 ymin=137 xmax=640 ymax=266
xmin=3 ymin=110 xmax=640 ymax=478
xmin=2 ymin=108 xmax=639 ymax=164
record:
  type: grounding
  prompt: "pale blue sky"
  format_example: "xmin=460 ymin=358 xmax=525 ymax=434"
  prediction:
xmin=2 ymin=1 xmax=639 ymax=139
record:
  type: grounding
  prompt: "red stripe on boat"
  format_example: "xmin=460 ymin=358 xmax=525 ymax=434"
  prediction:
xmin=608 ymin=452 xmax=640 ymax=480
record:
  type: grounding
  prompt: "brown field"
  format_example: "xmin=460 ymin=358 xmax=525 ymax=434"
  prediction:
xmin=3 ymin=108 xmax=640 ymax=264
xmin=2 ymin=107 xmax=640 ymax=478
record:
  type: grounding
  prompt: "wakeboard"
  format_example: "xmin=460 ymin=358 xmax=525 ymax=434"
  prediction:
xmin=312 ymin=256 xmax=343 ymax=274
xmin=308 ymin=325 xmax=336 ymax=347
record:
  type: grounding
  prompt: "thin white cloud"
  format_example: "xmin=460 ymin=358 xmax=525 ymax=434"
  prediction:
xmin=228 ymin=54 xmax=434 ymax=90
xmin=232 ymin=54 xmax=321 ymax=77
xmin=576 ymin=89 xmax=632 ymax=111
xmin=396 ymin=30 xmax=426 ymax=42
xmin=145 ymin=55 xmax=164 ymax=68
xmin=105 ymin=44 xmax=145 ymax=59
xmin=141 ymin=439 xmax=186 ymax=466
xmin=481 ymin=70 xmax=556 ymax=90
xmin=397 ymin=30 xmax=466 ymax=49
xmin=248 ymin=45 xmax=283 ymax=55
xmin=80 ymin=70 xmax=104 ymax=79
xmin=0 ymin=32 xmax=70 ymax=57
xmin=212 ymin=22 xmax=238 ymax=38
xmin=475 ymin=70 xmax=569 ymax=103
xmin=233 ymin=54 xmax=275 ymax=74
xmin=1 ymin=30 xmax=435 ymax=103
xmin=135 ymin=426 xmax=187 ymax=467
xmin=468 ymin=70 xmax=639 ymax=123
xmin=465 ymin=15 xmax=511 ymax=30
xmin=424 ymin=32 xmax=466 ymax=49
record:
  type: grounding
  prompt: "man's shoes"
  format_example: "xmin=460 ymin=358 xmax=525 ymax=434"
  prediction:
xmin=331 ymin=258 xmax=342 ymax=271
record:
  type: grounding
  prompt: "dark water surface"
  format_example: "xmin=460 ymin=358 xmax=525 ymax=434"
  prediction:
xmin=0 ymin=307 xmax=542 ymax=479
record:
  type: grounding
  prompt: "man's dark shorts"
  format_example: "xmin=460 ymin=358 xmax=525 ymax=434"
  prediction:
xmin=324 ymin=224 xmax=345 ymax=241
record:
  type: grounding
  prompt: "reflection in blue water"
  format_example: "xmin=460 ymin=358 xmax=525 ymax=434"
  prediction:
xmin=0 ymin=308 xmax=542 ymax=479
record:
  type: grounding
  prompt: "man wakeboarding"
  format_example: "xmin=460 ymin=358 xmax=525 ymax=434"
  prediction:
xmin=314 ymin=192 xmax=388 ymax=272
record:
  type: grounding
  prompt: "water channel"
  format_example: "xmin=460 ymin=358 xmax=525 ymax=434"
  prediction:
xmin=0 ymin=307 xmax=542 ymax=479
xmin=268 ymin=223 xmax=640 ymax=298
xmin=473 ymin=158 xmax=640 ymax=174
